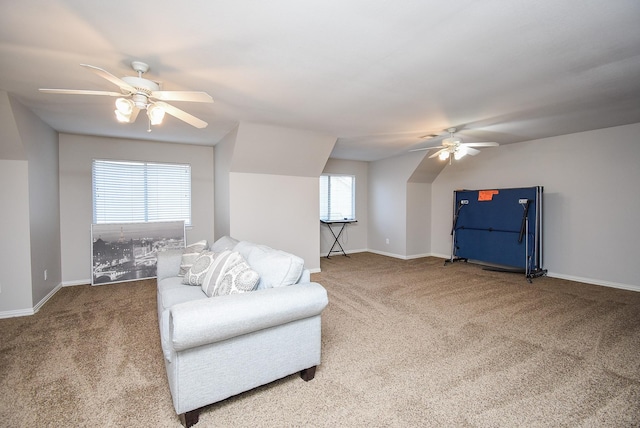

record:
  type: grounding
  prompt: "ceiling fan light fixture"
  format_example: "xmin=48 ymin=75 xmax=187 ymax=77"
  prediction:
xmin=439 ymin=151 xmax=450 ymax=160
xmin=115 ymin=97 xmax=134 ymax=115
xmin=454 ymin=146 xmax=468 ymax=160
xmin=147 ymin=104 xmax=165 ymax=125
xmin=114 ymin=109 xmax=131 ymax=123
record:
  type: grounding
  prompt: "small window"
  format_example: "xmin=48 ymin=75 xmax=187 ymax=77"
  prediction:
xmin=320 ymin=174 xmax=355 ymax=221
xmin=92 ymin=160 xmax=192 ymax=226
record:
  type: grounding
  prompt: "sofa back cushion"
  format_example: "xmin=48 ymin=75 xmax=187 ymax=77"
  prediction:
xmin=210 ymin=235 xmax=239 ymax=253
xmin=234 ymin=241 xmax=304 ymax=289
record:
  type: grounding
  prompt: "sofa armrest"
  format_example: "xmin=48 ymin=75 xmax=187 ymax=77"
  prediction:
xmin=157 ymin=249 xmax=183 ymax=281
xmin=169 ymin=282 xmax=328 ymax=352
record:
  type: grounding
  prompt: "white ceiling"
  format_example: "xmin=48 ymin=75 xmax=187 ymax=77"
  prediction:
xmin=1 ymin=1 xmax=639 ymax=161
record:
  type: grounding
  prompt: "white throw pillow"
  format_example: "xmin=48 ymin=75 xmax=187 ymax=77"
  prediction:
xmin=234 ymin=241 xmax=304 ymax=288
xmin=201 ymin=251 xmax=260 ymax=297
xmin=210 ymin=236 xmax=239 ymax=253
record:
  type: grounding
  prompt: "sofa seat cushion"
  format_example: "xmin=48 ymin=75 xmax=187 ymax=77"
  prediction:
xmin=234 ymin=241 xmax=304 ymax=289
xmin=158 ymin=276 xmax=188 ymax=294
xmin=161 ymin=285 xmax=207 ymax=310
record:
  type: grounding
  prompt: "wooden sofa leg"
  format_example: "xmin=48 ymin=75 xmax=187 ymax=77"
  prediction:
xmin=179 ymin=408 xmax=200 ymax=427
xmin=300 ymin=366 xmax=317 ymax=382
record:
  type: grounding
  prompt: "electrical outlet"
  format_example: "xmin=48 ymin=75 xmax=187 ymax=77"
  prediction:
xmin=385 ymin=238 xmax=390 ymax=244
xmin=44 ymin=269 xmax=48 ymax=281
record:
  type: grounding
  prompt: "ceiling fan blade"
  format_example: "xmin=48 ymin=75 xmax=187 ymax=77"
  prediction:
xmin=80 ymin=64 xmax=137 ymax=94
xmin=463 ymin=142 xmax=499 ymax=148
xmin=466 ymin=147 xmax=481 ymax=156
xmin=409 ymin=145 xmax=445 ymax=153
xmin=418 ymin=132 xmax=445 ymax=140
xmin=129 ymin=106 xmax=141 ymax=123
xmin=151 ymin=91 xmax=213 ymax=103
xmin=155 ymin=101 xmax=208 ymax=129
xmin=429 ymin=148 xmax=449 ymax=159
xmin=39 ymin=88 xmax=123 ymax=97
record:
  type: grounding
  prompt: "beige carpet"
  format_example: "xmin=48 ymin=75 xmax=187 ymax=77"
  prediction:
xmin=1 ymin=253 xmax=639 ymax=427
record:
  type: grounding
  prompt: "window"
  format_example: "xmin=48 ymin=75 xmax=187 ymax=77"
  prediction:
xmin=92 ymin=160 xmax=192 ymax=226
xmin=320 ymin=174 xmax=355 ymax=221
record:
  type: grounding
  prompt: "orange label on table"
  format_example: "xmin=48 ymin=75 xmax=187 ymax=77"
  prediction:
xmin=478 ymin=190 xmax=499 ymax=201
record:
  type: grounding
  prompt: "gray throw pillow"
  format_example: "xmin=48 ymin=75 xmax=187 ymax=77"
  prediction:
xmin=178 ymin=240 xmax=208 ymax=276
xmin=201 ymin=251 xmax=260 ymax=297
xmin=182 ymin=251 xmax=216 ymax=285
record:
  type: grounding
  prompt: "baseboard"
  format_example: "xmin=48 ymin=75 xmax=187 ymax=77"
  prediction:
xmin=323 ymin=249 xmax=447 ymax=261
xmin=429 ymin=252 xmax=451 ymax=260
xmin=546 ymin=271 xmax=640 ymax=292
xmin=0 ymin=307 xmax=35 ymax=319
xmin=0 ymin=281 xmax=62 ymax=319
xmin=63 ymin=279 xmax=91 ymax=287
xmin=33 ymin=282 xmax=63 ymax=313
xmin=367 ymin=249 xmax=410 ymax=260
xmin=367 ymin=250 xmax=449 ymax=260
xmin=406 ymin=252 xmax=433 ymax=260
xmin=319 ymin=248 xmax=367 ymax=258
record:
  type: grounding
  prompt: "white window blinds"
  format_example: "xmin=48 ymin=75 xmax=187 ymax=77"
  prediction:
xmin=92 ymin=160 xmax=191 ymax=225
xmin=320 ymin=174 xmax=355 ymax=221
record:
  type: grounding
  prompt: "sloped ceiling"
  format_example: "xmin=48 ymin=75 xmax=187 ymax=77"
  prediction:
xmin=1 ymin=1 xmax=639 ymax=162
xmin=0 ymin=92 xmax=25 ymax=160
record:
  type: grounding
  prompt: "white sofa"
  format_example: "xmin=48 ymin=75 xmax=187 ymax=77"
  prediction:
xmin=156 ymin=237 xmax=329 ymax=427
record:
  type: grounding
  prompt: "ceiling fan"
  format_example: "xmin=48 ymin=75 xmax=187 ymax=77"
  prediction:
xmin=410 ymin=128 xmax=498 ymax=163
xmin=39 ymin=61 xmax=213 ymax=131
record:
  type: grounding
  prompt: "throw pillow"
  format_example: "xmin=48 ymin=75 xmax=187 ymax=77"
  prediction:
xmin=201 ymin=251 xmax=260 ymax=297
xmin=200 ymin=250 xmax=232 ymax=295
xmin=182 ymin=251 xmax=217 ymax=285
xmin=233 ymin=241 xmax=304 ymax=289
xmin=178 ymin=240 xmax=208 ymax=276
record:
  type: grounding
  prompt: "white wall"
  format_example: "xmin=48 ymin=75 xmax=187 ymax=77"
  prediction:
xmin=230 ymin=173 xmax=320 ymax=270
xmin=59 ymin=134 xmax=214 ymax=284
xmin=320 ymin=158 xmax=368 ymax=256
xmin=368 ymin=152 xmax=426 ymax=258
xmin=232 ymin=122 xmax=336 ymax=177
xmin=0 ymin=92 xmax=32 ymax=314
xmin=10 ymin=97 xmax=61 ymax=307
xmin=0 ymin=160 xmax=33 ymax=314
xmin=431 ymin=123 xmax=640 ymax=290
xmin=0 ymin=93 xmax=59 ymax=317
xmin=225 ymin=122 xmax=336 ymax=272
xmin=406 ymin=182 xmax=430 ymax=257
xmin=214 ymin=125 xmax=237 ymax=239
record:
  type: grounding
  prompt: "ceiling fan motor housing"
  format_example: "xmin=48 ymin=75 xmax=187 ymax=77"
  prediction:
xmin=121 ymin=76 xmax=159 ymax=95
